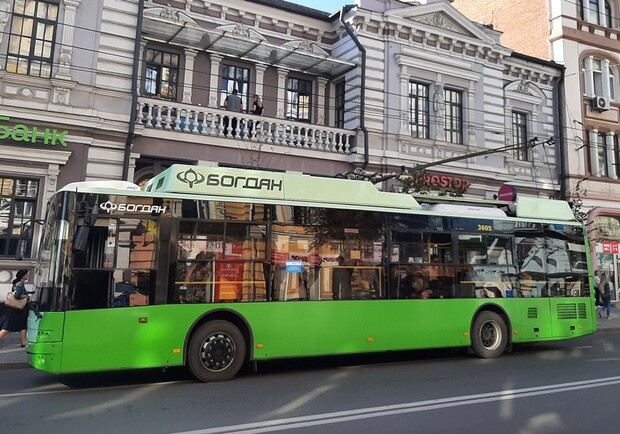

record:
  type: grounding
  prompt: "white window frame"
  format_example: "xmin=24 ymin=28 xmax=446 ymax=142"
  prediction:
xmin=584 ymin=56 xmax=615 ymax=100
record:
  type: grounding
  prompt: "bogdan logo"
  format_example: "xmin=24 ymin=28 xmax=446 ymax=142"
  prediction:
xmin=99 ymin=201 xmax=167 ymax=214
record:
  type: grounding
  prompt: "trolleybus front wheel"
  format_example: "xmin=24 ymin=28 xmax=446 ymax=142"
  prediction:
xmin=188 ymin=320 xmax=247 ymax=382
xmin=471 ymin=311 xmax=507 ymax=359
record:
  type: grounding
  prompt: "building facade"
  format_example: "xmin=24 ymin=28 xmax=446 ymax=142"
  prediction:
xmin=454 ymin=0 xmax=620 ymax=298
xmin=0 ymin=0 xmax=563 ymax=299
xmin=0 ymin=0 xmax=136 ymax=296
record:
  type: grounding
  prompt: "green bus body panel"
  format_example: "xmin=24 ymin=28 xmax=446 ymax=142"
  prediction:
xmin=146 ymin=165 xmax=421 ymax=210
xmin=515 ymin=196 xmax=574 ymax=220
xmin=27 ymin=298 xmax=594 ymax=375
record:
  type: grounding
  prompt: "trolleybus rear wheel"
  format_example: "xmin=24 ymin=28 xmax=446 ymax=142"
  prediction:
xmin=471 ymin=311 xmax=507 ymax=359
xmin=188 ymin=320 xmax=246 ymax=382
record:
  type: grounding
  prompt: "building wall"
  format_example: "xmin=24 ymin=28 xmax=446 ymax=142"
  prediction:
xmin=452 ymin=0 xmax=551 ymax=60
xmin=0 ymin=0 xmax=137 ymax=297
xmin=350 ymin=1 xmax=561 ymax=198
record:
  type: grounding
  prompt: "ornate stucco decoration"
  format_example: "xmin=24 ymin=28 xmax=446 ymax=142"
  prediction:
xmin=281 ymin=40 xmax=330 ymax=56
xmin=0 ymin=0 xmax=10 ymax=47
xmin=144 ymin=4 xmax=198 ymax=25
xmin=217 ymin=24 xmax=266 ymax=41
xmin=411 ymin=13 xmax=466 ymax=35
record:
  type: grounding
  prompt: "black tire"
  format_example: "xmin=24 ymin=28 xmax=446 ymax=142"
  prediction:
xmin=471 ymin=311 xmax=508 ymax=359
xmin=187 ymin=320 xmax=246 ymax=382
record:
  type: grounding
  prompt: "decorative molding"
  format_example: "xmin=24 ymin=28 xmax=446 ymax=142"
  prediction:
xmin=0 ymin=0 xmax=10 ymax=47
xmin=217 ymin=23 xmax=266 ymax=41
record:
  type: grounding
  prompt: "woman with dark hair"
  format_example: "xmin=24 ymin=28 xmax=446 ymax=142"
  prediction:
xmin=0 ymin=269 xmax=30 ymax=347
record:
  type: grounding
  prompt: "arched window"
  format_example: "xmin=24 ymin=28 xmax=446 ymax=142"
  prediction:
xmin=583 ymin=56 xmax=616 ymax=100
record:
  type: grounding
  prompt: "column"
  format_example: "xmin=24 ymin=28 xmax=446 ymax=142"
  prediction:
xmin=584 ymin=56 xmax=595 ymax=97
xmin=467 ymin=82 xmax=476 ymax=146
xmin=606 ymin=132 xmax=617 ymax=179
xmin=208 ymin=54 xmax=223 ymax=108
xmin=316 ymin=77 xmax=328 ymax=125
xmin=254 ymin=64 xmax=266 ymax=101
xmin=399 ymin=71 xmax=409 ymax=135
xmin=136 ymin=41 xmax=146 ymax=97
xmin=182 ymin=49 xmax=197 ymax=103
xmin=434 ymin=82 xmax=445 ymax=142
xmin=276 ymin=68 xmax=288 ymax=118
xmin=602 ymin=58 xmax=611 ymax=98
xmin=56 ymin=0 xmax=82 ymax=79
xmin=0 ymin=0 xmax=11 ymax=49
xmin=589 ymin=129 xmax=600 ymax=176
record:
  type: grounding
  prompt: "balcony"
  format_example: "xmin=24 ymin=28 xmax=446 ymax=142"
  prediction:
xmin=135 ymin=97 xmax=354 ymax=155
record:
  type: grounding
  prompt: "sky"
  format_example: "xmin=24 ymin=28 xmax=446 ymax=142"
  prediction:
xmin=289 ymin=0 xmax=351 ymax=13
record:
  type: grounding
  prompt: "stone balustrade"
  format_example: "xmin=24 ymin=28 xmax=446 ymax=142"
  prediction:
xmin=136 ymin=97 xmax=354 ymax=154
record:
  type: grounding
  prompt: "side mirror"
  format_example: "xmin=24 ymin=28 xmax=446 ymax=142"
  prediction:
xmin=72 ymin=226 xmax=90 ymax=252
xmin=15 ymin=239 xmax=28 ymax=260
xmin=15 ymin=221 xmax=34 ymax=260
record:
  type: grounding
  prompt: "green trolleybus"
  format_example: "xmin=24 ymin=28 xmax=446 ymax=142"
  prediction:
xmin=24 ymin=165 xmax=596 ymax=382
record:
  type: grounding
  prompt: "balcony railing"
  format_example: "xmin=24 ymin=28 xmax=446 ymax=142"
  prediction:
xmin=136 ymin=98 xmax=353 ymax=154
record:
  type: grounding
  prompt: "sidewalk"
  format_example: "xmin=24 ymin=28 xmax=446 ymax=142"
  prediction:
xmin=0 ymin=331 xmax=28 ymax=370
xmin=595 ymin=304 xmax=620 ymax=331
xmin=1 ymin=305 xmax=620 ymax=370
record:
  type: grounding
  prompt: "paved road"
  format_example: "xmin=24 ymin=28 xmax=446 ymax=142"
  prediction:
xmin=1 ymin=328 xmax=620 ymax=434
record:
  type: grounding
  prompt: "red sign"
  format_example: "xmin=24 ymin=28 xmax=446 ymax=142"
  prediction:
xmin=603 ymin=240 xmax=611 ymax=253
xmin=612 ymin=241 xmax=619 ymax=253
xmin=307 ymin=253 xmax=322 ymax=267
xmin=497 ymin=184 xmax=517 ymax=201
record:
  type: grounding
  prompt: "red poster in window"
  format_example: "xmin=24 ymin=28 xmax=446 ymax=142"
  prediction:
xmin=603 ymin=240 xmax=611 ymax=253
xmin=215 ymin=261 xmax=244 ymax=301
xmin=612 ymin=241 xmax=619 ymax=254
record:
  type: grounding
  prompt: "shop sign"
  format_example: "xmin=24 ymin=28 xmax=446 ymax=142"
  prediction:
xmin=497 ymin=184 xmax=517 ymax=201
xmin=603 ymin=240 xmax=611 ymax=253
xmin=402 ymin=171 xmax=470 ymax=196
xmin=0 ymin=115 xmax=69 ymax=147
xmin=612 ymin=241 xmax=619 ymax=254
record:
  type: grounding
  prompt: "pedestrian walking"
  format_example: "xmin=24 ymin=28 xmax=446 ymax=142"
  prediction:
xmin=594 ymin=270 xmax=602 ymax=317
xmin=0 ymin=269 xmax=31 ymax=347
xmin=599 ymin=272 xmax=613 ymax=319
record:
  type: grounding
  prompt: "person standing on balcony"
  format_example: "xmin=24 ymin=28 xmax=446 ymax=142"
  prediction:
xmin=224 ymin=88 xmax=243 ymax=136
xmin=250 ymin=95 xmax=263 ymax=135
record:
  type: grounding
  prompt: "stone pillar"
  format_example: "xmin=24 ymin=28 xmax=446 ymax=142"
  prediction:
xmin=607 ymin=132 xmax=617 ymax=179
xmin=399 ymin=71 xmax=409 ymax=135
xmin=56 ymin=0 xmax=82 ymax=79
xmin=467 ymin=83 xmax=476 ymax=146
xmin=182 ymin=49 xmax=197 ymax=103
xmin=584 ymin=56 xmax=594 ymax=97
xmin=208 ymin=54 xmax=223 ymax=108
xmin=316 ymin=77 xmax=328 ymax=125
xmin=433 ymin=82 xmax=445 ymax=142
xmin=602 ymin=58 xmax=611 ymax=98
xmin=589 ymin=129 xmax=599 ymax=176
xmin=276 ymin=68 xmax=288 ymax=118
xmin=0 ymin=0 xmax=11 ymax=49
xmin=136 ymin=41 xmax=146 ymax=96
xmin=254 ymin=64 xmax=266 ymax=101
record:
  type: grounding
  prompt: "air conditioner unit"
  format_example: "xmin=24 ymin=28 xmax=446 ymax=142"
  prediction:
xmin=592 ymin=96 xmax=611 ymax=111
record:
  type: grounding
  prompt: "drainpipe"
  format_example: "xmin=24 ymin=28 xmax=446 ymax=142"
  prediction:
xmin=122 ymin=0 xmax=145 ymax=181
xmin=340 ymin=7 xmax=369 ymax=169
xmin=556 ymin=66 xmax=567 ymax=200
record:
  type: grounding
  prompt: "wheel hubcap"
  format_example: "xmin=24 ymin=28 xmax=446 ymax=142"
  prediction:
xmin=200 ymin=332 xmax=236 ymax=372
xmin=480 ymin=320 xmax=501 ymax=351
